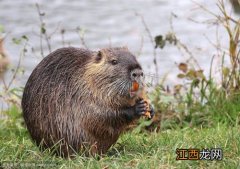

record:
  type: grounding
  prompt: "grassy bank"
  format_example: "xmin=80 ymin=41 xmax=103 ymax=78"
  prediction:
xmin=0 ymin=108 xmax=239 ymax=169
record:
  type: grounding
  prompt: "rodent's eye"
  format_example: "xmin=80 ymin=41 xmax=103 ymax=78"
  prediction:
xmin=111 ymin=60 xmax=118 ymax=65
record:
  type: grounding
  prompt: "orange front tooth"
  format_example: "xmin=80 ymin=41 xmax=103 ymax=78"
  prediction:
xmin=132 ymin=81 xmax=139 ymax=91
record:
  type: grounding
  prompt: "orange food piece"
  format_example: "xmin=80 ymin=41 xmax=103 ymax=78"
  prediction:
xmin=132 ymin=81 xmax=139 ymax=91
xmin=143 ymin=100 xmax=151 ymax=118
xmin=144 ymin=111 xmax=151 ymax=118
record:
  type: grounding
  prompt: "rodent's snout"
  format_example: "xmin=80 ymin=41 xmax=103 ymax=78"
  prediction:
xmin=130 ymin=69 xmax=144 ymax=81
xmin=129 ymin=69 xmax=144 ymax=97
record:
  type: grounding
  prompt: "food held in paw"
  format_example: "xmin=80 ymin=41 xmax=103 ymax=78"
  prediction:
xmin=144 ymin=102 xmax=151 ymax=118
xmin=144 ymin=111 xmax=151 ymax=118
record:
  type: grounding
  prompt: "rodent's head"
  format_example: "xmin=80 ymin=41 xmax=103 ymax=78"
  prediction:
xmin=84 ymin=47 xmax=144 ymax=107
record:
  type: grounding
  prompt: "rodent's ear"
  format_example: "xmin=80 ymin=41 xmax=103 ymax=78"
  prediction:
xmin=95 ymin=51 xmax=102 ymax=63
xmin=95 ymin=50 xmax=106 ymax=63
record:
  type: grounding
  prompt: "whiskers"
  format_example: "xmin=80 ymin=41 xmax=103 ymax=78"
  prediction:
xmin=119 ymin=80 xmax=130 ymax=96
xmin=143 ymin=73 xmax=159 ymax=87
xmin=103 ymin=72 xmax=160 ymax=98
xmin=109 ymin=79 xmax=130 ymax=96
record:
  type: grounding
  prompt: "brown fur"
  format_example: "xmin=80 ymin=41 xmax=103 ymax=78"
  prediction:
xmin=22 ymin=47 xmax=145 ymax=157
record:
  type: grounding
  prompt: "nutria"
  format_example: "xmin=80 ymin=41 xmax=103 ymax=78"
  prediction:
xmin=22 ymin=47 xmax=154 ymax=157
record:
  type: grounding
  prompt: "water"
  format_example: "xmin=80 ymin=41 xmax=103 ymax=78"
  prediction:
xmin=0 ymin=0 xmax=235 ymax=88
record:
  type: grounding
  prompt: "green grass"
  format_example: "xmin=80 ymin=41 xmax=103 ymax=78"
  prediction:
xmin=0 ymin=112 xmax=239 ymax=169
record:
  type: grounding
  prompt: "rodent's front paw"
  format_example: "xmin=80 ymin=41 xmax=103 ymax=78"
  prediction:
xmin=135 ymin=99 xmax=155 ymax=119
xmin=135 ymin=98 xmax=147 ymax=116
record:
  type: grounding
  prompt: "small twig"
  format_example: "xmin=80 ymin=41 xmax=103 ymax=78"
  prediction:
xmin=76 ymin=27 xmax=88 ymax=49
xmin=203 ymin=34 xmax=221 ymax=52
xmin=35 ymin=4 xmax=44 ymax=57
xmin=177 ymin=41 xmax=201 ymax=70
xmin=136 ymin=12 xmax=159 ymax=80
xmin=193 ymin=0 xmax=238 ymax=24
xmin=6 ymin=39 xmax=28 ymax=90
xmin=221 ymin=52 xmax=225 ymax=87
xmin=61 ymin=29 xmax=65 ymax=47
xmin=48 ymin=22 xmax=61 ymax=37
xmin=209 ymin=54 xmax=215 ymax=80
xmin=36 ymin=3 xmax=52 ymax=54
xmin=170 ymin=13 xmax=201 ymax=70
xmin=135 ymin=13 xmax=154 ymax=45
xmin=225 ymin=45 xmax=240 ymax=89
xmin=137 ymin=35 xmax=144 ymax=56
